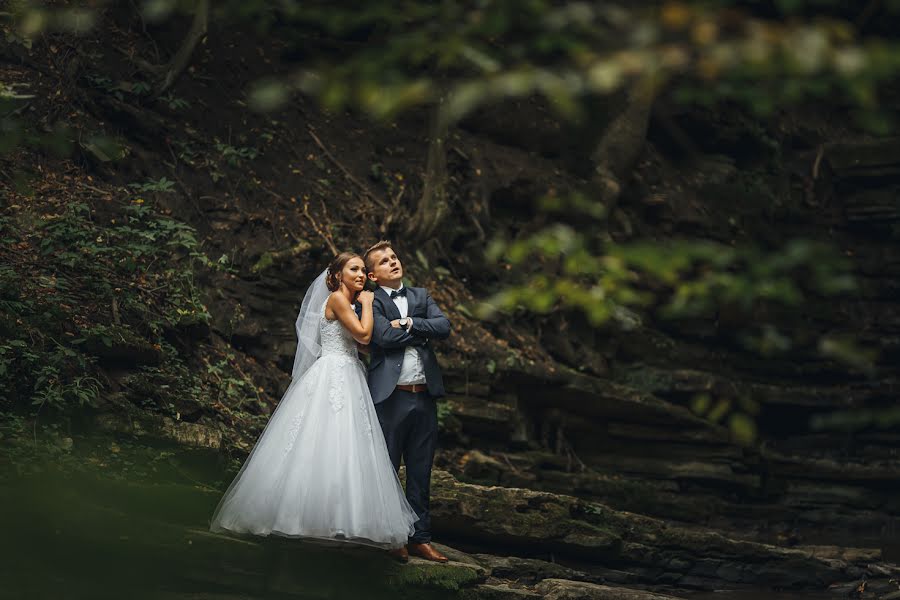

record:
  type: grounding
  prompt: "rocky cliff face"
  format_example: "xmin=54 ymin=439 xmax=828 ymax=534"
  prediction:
xmin=430 ymin=121 xmax=900 ymax=555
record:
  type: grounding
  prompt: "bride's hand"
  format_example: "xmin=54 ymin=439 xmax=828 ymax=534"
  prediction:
xmin=358 ymin=290 xmax=374 ymax=305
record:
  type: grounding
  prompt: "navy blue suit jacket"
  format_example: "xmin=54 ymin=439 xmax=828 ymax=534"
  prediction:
xmin=365 ymin=286 xmax=450 ymax=404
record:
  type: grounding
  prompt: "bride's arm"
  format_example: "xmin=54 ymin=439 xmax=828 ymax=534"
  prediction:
xmin=329 ymin=291 xmax=373 ymax=345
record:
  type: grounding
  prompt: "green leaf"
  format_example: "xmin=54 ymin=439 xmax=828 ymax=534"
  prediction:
xmin=729 ymin=413 xmax=757 ymax=445
xmin=415 ymin=250 xmax=429 ymax=269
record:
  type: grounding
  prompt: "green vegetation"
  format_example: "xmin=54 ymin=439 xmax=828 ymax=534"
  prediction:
xmin=0 ymin=187 xmax=266 ymax=443
xmin=481 ymin=194 xmax=854 ymax=326
xmin=1 ymin=198 xmax=197 ymax=407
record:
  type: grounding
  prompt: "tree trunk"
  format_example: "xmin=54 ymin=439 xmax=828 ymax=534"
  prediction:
xmin=590 ymin=76 xmax=656 ymax=203
xmin=406 ymin=99 xmax=451 ymax=241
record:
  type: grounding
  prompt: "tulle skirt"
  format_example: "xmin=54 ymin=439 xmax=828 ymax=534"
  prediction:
xmin=209 ymin=353 xmax=418 ymax=549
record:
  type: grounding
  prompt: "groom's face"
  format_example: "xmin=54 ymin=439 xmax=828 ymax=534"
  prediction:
xmin=367 ymin=247 xmax=403 ymax=287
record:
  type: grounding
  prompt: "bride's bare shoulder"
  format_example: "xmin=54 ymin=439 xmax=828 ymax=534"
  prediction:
xmin=328 ymin=291 xmax=351 ymax=307
xmin=325 ymin=291 xmax=352 ymax=319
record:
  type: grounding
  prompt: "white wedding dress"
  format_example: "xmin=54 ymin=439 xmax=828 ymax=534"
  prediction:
xmin=209 ymin=301 xmax=418 ymax=548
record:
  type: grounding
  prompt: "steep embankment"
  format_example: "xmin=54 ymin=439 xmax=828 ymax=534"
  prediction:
xmin=1 ymin=14 xmax=899 ymax=598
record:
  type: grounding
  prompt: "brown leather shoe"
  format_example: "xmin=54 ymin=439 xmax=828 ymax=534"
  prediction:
xmin=407 ymin=542 xmax=449 ymax=563
xmin=388 ymin=546 xmax=409 ymax=563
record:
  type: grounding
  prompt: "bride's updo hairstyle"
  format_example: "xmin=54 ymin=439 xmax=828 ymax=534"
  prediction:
xmin=325 ymin=252 xmax=362 ymax=292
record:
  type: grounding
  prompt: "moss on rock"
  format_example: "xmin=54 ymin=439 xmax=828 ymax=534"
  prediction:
xmin=389 ymin=558 xmax=487 ymax=592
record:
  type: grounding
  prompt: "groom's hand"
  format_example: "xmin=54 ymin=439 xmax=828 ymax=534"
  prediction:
xmin=373 ymin=309 xmax=424 ymax=348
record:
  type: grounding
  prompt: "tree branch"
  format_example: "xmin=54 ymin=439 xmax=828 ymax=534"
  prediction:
xmin=306 ymin=125 xmax=389 ymax=211
xmin=155 ymin=0 xmax=209 ymax=96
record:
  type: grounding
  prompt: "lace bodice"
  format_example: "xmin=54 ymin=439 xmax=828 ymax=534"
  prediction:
xmin=319 ymin=302 xmax=358 ymax=358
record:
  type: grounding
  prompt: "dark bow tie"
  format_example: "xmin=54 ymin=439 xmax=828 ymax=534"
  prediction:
xmin=389 ymin=288 xmax=407 ymax=299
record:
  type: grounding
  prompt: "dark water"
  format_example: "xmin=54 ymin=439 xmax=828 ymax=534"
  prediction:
xmin=0 ymin=434 xmax=862 ymax=599
xmin=0 ymin=434 xmax=466 ymax=600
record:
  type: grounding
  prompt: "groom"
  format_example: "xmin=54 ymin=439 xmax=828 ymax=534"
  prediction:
xmin=363 ymin=240 xmax=451 ymax=563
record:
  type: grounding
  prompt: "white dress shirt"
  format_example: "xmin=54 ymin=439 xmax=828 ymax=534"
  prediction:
xmin=380 ymin=284 xmax=426 ymax=386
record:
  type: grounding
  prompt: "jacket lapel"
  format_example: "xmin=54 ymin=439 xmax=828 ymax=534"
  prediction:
xmin=375 ymin=286 xmax=402 ymax=319
xmin=405 ymin=286 xmax=419 ymax=316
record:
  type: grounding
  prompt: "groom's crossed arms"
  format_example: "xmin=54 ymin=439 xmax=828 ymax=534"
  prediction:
xmin=406 ymin=290 xmax=451 ymax=340
xmin=371 ymin=290 xmax=450 ymax=350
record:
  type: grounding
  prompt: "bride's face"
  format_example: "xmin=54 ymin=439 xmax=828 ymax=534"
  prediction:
xmin=340 ymin=257 xmax=367 ymax=292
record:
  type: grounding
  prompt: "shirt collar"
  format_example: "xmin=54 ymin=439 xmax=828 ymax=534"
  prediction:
xmin=380 ymin=283 xmax=404 ymax=297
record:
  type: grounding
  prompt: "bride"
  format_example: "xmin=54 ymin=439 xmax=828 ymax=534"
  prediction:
xmin=209 ymin=252 xmax=418 ymax=549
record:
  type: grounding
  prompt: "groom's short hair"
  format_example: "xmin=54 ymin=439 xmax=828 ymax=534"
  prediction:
xmin=364 ymin=240 xmax=393 ymax=270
